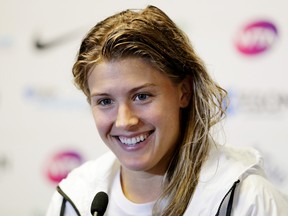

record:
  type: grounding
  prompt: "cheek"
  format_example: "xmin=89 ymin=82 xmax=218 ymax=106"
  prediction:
xmin=148 ymin=107 xmax=179 ymax=132
xmin=92 ymin=110 xmax=111 ymax=136
xmin=157 ymin=104 xmax=181 ymax=134
xmin=157 ymin=98 xmax=181 ymax=122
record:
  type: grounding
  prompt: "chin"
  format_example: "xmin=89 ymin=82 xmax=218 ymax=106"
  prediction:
xmin=120 ymin=158 xmax=152 ymax=172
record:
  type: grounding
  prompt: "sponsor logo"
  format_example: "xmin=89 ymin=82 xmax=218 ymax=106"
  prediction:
xmin=46 ymin=150 xmax=84 ymax=183
xmin=234 ymin=20 xmax=278 ymax=55
xmin=0 ymin=35 xmax=13 ymax=49
xmin=227 ymin=89 xmax=288 ymax=115
xmin=33 ymin=28 xmax=83 ymax=51
xmin=23 ymin=86 xmax=88 ymax=111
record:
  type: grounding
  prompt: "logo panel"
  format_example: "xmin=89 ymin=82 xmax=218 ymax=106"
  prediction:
xmin=227 ymin=89 xmax=288 ymax=115
xmin=235 ymin=20 xmax=278 ymax=55
xmin=46 ymin=150 xmax=84 ymax=183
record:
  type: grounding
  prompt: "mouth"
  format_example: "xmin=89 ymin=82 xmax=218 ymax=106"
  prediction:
xmin=117 ymin=132 xmax=153 ymax=146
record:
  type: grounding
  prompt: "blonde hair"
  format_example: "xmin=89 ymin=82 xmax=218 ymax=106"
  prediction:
xmin=72 ymin=5 xmax=227 ymax=215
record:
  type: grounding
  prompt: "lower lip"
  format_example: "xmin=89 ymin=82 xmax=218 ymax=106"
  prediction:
xmin=118 ymin=133 xmax=153 ymax=151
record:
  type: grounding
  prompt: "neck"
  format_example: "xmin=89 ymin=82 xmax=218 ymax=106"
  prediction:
xmin=120 ymin=167 xmax=165 ymax=203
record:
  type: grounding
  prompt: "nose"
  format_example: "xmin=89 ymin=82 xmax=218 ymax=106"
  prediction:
xmin=115 ymin=104 xmax=139 ymax=129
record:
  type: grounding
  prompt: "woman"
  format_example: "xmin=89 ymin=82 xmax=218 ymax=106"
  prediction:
xmin=47 ymin=5 xmax=288 ymax=216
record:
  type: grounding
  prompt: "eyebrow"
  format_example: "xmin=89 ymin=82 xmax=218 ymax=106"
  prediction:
xmin=90 ymin=83 xmax=157 ymax=97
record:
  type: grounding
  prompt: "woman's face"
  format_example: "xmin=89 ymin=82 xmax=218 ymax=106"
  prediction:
xmin=88 ymin=58 xmax=190 ymax=174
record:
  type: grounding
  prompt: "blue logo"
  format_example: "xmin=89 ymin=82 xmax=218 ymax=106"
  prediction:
xmin=23 ymin=86 xmax=88 ymax=111
xmin=227 ymin=89 xmax=288 ymax=116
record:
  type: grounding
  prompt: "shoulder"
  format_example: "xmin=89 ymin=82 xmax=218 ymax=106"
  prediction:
xmin=58 ymin=151 xmax=119 ymax=200
xmin=64 ymin=151 xmax=119 ymax=183
xmin=202 ymin=144 xmax=288 ymax=215
xmin=233 ymin=174 xmax=288 ymax=215
xmin=186 ymin=144 xmax=288 ymax=215
xmin=200 ymin=144 xmax=264 ymax=185
xmin=186 ymin=144 xmax=265 ymax=215
xmin=54 ymin=151 xmax=120 ymax=215
xmin=215 ymin=144 xmax=262 ymax=170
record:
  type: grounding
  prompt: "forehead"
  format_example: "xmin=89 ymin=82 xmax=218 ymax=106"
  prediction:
xmin=88 ymin=58 xmax=172 ymax=89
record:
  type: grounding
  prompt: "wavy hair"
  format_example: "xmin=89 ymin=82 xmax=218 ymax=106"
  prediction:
xmin=72 ymin=5 xmax=227 ymax=216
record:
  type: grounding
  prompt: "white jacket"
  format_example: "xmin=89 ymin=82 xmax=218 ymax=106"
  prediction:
xmin=46 ymin=144 xmax=288 ymax=215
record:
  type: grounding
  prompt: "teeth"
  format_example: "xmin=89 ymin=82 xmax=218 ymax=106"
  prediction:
xmin=119 ymin=133 xmax=148 ymax=146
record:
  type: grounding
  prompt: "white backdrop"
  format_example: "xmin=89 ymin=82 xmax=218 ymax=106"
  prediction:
xmin=1 ymin=0 xmax=288 ymax=215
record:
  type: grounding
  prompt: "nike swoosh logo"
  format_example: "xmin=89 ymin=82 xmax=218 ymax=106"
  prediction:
xmin=34 ymin=28 xmax=83 ymax=50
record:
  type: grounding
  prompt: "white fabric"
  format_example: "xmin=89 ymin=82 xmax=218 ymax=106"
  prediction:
xmin=106 ymin=169 xmax=155 ymax=216
xmin=46 ymin=144 xmax=288 ymax=216
xmin=183 ymin=144 xmax=288 ymax=215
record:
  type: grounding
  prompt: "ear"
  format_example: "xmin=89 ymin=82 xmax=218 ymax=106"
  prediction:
xmin=179 ymin=77 xmax=192 ymax=108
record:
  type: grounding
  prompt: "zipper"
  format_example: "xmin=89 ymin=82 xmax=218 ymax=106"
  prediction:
xmin=57 ymin=185 xmax=81 ymax=216
xmin=215 ymin=179 xmax=240 ymax=216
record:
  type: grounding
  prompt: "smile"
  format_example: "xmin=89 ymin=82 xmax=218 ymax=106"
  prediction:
xmin=118 ymin=133 xmax=151 ymax=146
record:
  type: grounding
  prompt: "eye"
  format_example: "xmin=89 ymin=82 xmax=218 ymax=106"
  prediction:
xmin=134 ymin=93 xmax=150 ymax=101
xmin=98 ymin=98 xmax=113 ymax=106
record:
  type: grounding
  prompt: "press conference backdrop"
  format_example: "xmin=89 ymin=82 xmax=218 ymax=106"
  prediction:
xmin=1 ymin=0 xmax=287 ymax=215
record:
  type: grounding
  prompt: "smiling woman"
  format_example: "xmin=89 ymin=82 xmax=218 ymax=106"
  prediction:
xmin=46 ymin=5 xmax=288 ymax=216
xmin=88 ymin=58 xmax=188 ymax=177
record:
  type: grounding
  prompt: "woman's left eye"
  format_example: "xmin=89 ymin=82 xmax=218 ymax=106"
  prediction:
xmin=135 ymin=93 xmax=150 ymax=101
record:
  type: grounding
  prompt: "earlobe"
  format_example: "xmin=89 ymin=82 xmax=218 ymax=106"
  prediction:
xmin=179 ymin=78 xmax=192 ymax=108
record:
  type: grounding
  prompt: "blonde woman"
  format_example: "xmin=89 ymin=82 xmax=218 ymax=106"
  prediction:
xmin=47 ymin=5 xmax=288 ymax=216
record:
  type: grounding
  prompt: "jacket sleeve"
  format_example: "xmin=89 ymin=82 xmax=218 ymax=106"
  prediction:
xmin=232 ymin=174 xmax=288 ymax=216
xmin=46 ymin=191 xmax=62 ymax=216
xmin=46 ymin=190 xmax=79 ymax=216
